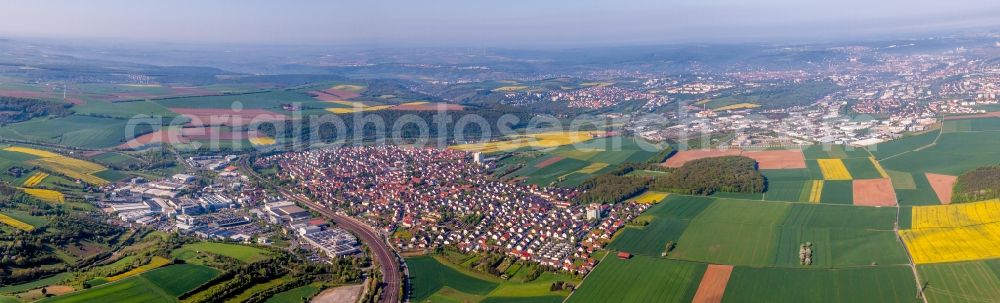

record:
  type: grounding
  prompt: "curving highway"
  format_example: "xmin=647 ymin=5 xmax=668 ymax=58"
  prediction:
xmin=242 ymin=159 xmax=402 ymax=303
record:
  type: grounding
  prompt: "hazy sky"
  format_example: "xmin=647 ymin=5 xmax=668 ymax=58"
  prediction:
xmin=1 ymin=0 xmax=999 ymax=46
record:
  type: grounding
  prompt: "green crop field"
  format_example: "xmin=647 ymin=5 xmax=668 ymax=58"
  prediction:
xmin=72 ymin=100 xmax=179 ymax=118
xmin=512 ymin=156 xmax=592 ymax=186
xmin=44 ymin=264 xmax=221 ymax=303
xmin=608 ymin=195 xmax=713 ymax=255
xmin=771 ymin=227 xmax=908 ymax=267
xmin=917 ymin=259 xmax=1000 ymax=303
xmin=481 ymin=296 xmax=565 ymax=303
xmin=761 ymin=168 xmax=813 ymax=181
xmin=407 ymin=256 xmax=499 ymax=301
xmin=841 ymin=158 xmax=883 ymax=179
xmin=763 ymin=180 xmax=811 ymax=202
xmin=803 ymin=145 xmax=870 ymax=159
xmin=0 ymin=273 xmax=72 ymax=294
xmin=672 ymin=221 xmax=779 ymax=266
xmin=567 ymin=256 xmax=704 ymax=303
xmin=780 ymin=203 xmax=896 ymax=229
xmin=407 ymin=255 xmax=575 ymax=302
xmin=893 ymin=172 xmax=942 ymax=206
xmin=265 ymin=283 xmax=323 ymax=303
xmin=171 ymin=242 xmax=270 ymax=263
xmin=881 ymin=131 xmax=1000 ymax=176
xmin=666 ymin=199 xmax=789 ymax=266
xmin=867 ymin=130 xmax=939 ymax=160
xmin=0 ymin=115 xmax=147 ymax=148
xmin=40 ymin=276 xmax=172 ymax=303
xmin=942 ymin=117 xmax=1000 ymax=132
xmin=611 ymin=195 xmax=904 ymax=267
xmin=141 ymin=264 xmax=220 ymax=296
xmin=819 ymin=180 xmax=853 ymax=204
xmin=89 ymin=152 xmax=144 ymax=168
xmin=721 ymin=266 xmax=919 ymax=302
xmin=2 ymin=210 xmax=49 ymax=228
xmin=155 ymin=90 xmax=317 ymax=109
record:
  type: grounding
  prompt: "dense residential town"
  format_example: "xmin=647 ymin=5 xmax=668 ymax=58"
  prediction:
xmin=256 ymin=146 xmax=647 ymax=273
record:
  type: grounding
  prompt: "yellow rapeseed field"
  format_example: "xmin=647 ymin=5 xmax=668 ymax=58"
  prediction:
xmin=576 ymin=162 xmax=610 ymax=174
xmin=492 ymin=86 xmax=528 ymax=92
xmin=324 ymin=101 xmax=393 ymax=114
xmin=28 ymin=157 xmax=109 ymax=186
xmin=0 ymin=213 xmax=34 ymax=231
xmin=631 ymin=191 xmax=669 ymax=204
xmin=23 ymin=188 xmax=65 ymax=203
xmin=22 ymin=172 xmax=49 ymax=187
xmin=900 ymin=222 xmax=1000 ymax=264
xmin=107 ymin=256 xmax=172 ymax=282
xmin=330 ymin=84 xmax=365 ymax=92
xmin=3 ymin=146 xmax=61 ymax=158
xmin=581 ymin=82 xmax=614 ymax=87
xmin=808 ymin=180 xmax=824 ymax=203
xmin=817 ymin=159 xmax=853 ymax=180
xmin=248 ymin=137 xmax=276 ymax=146
xmin=899 ymin=199 xmax=1000 ymax=264
xmin=451 ymin=131 xmax=596 ymax=153
xmin=713 ymin=103 xmax=761 ymax=111
xmin=869 ymin=157 xmax=889 ymax=179
xmin=910 ymin=199 xmax=1000 ymax=229
xmin=4 ymin=146 xmax=110 ymax=186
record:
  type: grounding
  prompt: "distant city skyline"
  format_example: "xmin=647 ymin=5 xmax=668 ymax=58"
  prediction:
xmin=1 ymin=0 xmax=999 ymax=47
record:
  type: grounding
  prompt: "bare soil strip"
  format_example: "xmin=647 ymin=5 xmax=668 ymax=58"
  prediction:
xmin=692 ymin=264 xmax=734 ymax=303
xmin=925 ymin=172 xmax=958 ymax=204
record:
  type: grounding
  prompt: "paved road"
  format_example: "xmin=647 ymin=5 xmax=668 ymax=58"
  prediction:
xmin=242 ymin=160 xmax=402 ymax=303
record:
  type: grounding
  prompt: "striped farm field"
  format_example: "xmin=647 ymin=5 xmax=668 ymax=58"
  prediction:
xmin=575 ymin=162 xmax=609 ymax=174
xmin=629 ymin=191 xmax=669 ymax=204
xmin=909 ymin=199 xmax=1000 ymax=228
xmin=869 ymin=158 xmax=889 ymax=179
xmin=451 ymin=131 xmax=596 ymax=153
xmin=917 ymin=260 xmax=1000 ymax=303
xmin=721 ymin=265 xmax=919 ymax=302
xmin=816 ymin=159 xmax=852 ymax=180
xmin=4 ymin=146 xmax=110 ymax=186
xmin=106 ymin=256 xmax=172 ymax=282
xmin=762 ymin=180 xmax=811 ymax=203
xmin=713 ymin=103 xmax=760 ymax=111
xmin=808 ymin=180 xmax=824 ymax=203
xmin=29 ymin=157 xmax=109 ymax=185
xmin=22 ymin=172 xmax=49 ymax=187
xmin=2 ymin=146 xmax=61 ymax=158
xmin=840 ymin=158 xmax=883 ymax=180
xmin=0 ymin=213 xmax=35 ymax=231
xmin=567 ymin=255 xmax=705 ymax=303
xmin=900 ymin=222 xmax=1000 ymax=264
xmin=899 ymin=199 xmax=1000 ymax=264
xmin=22 ymin=188 xmax=65 ymax=203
